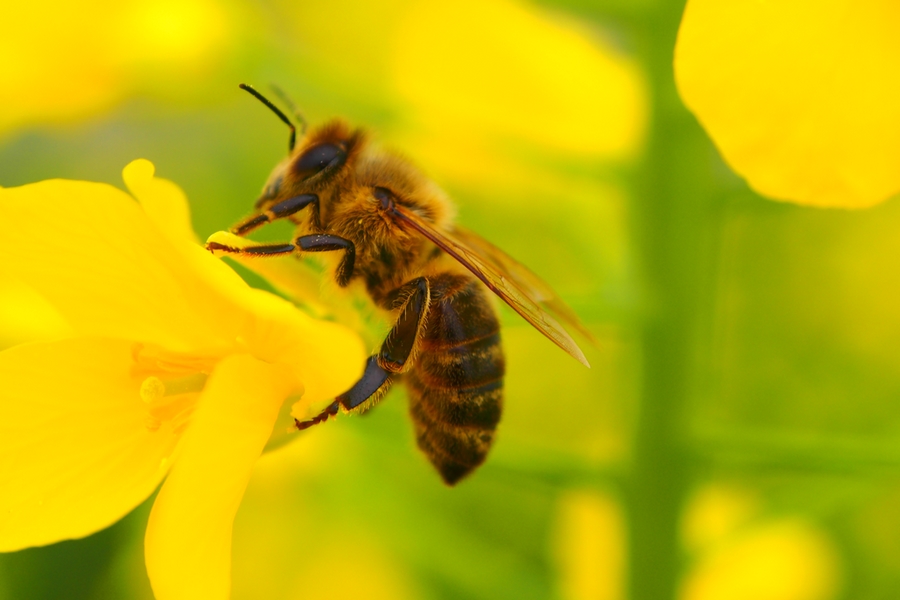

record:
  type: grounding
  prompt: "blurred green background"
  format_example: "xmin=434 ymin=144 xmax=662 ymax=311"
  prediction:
xmin=1 ymin=0 xmax=899 ymax=599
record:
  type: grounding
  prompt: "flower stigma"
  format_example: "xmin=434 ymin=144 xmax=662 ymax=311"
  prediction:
xmin=133 ymin=344 xmax=212 ymax=434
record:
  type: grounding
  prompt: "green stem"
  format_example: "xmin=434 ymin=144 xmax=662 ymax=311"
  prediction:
xmin=627 ymin=2 xmax=725 ymax=598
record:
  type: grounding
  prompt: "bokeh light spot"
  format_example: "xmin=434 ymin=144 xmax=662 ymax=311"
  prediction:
xmin=553 ymin=490 xmax=626 ymax=600
xmin=680 ymin=519 xmax=842 ymax=600
xmin=116 ymin=0 xmax=229 ymax=65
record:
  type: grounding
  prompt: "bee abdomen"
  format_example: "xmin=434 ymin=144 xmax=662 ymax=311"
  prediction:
xmin=406 ymin=274 xmax=505 ymax=485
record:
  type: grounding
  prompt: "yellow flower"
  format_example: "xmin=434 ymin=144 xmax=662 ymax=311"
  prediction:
xmin=675 ymin=0 xmax=900 ymax=208
xmin=0 ymin=160 xmax=364 ymax=599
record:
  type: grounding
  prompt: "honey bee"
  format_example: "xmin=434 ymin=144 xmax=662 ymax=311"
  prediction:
xmin=208 ymin=84 xmax=591 ymax=484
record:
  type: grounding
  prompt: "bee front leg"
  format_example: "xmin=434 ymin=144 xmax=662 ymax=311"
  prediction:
xmin=205 ymin=240 xmax=297 ymax=257
xmin=295 ymin=277 xmax=430 ymax=430
xmin=230 ymin=193 xmax=318 ymax=236
xmin=207 ymin=232 xmax=356 ymax=287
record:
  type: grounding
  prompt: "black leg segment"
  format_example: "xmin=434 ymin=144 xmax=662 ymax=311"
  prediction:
xmin=297 ymin=234 xmax=356 ymax=286
xmin=293 ymin=357 xmax=392 ymax=431
xmin=231 ymin=194 xmax=318 ymax=236
xmin=337 ymin=356 xmax=392 ymax=410
xmin=379 ymin=277 xmax=430 ymax=372
xmin=206 ymin=241 xmax=296 ymax=257
xmin=295 ymin=400 xmax=340 ymax=430
xmin=207 ymin=230 xmax=356 ymax=288
xmin=294 ymin=277 xmax=431 ymax=431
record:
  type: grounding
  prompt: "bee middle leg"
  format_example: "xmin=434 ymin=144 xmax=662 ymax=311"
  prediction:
xmin=295 ymin=277 xmax=431 ymax=430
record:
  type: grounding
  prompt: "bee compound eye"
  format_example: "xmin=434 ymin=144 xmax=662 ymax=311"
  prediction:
xmin=293 ymin=143 xmax=346 ymax=179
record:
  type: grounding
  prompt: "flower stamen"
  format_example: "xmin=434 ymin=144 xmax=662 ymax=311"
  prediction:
xmin=139 ymin=373 xmax=208 ymax=433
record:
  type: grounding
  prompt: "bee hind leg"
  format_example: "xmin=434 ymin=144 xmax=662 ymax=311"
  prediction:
xmin=294 ymin=277 xmax=430 ymax=430
xmin=294 ymin=356 xmax=392 ymax=430
xmin=376 ymin=277 xmax=430 ymax=372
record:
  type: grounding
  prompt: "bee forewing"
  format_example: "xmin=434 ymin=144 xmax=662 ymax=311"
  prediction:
xmin=451 ymin=226 xmax=597 ymax=345
xmin=389 ymin=204 xmax=590 ymax=368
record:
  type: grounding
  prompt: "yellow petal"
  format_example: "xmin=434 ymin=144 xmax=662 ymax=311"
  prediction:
xmin=236 ymin=299 xmax=365 ymax=415
xmin=675 ymin=0 xmax=900 ymax=207
xmin=123 ymin=158 xmax=199 ymax=248
xmin=124 ymin=164 xmax=368 ymax=384
xmin=278 ymin=314 xmax=366 ymax=410
xmin=145 ymin=354 xmax=294 ymax=600
xmin=204 ymin=233 xmax=366 ymax=407
xmin=0 ymin=177 xmax=250 ymax=354
xmin=0 ymin=337 xmax=178 ymax=551
xmin=0 ymin=171 xmax=365 ymax=412
xmin=0 ymin=278 xmax=73 ymax=350
xmin=204 ymin=232 xmax=337 ymax=322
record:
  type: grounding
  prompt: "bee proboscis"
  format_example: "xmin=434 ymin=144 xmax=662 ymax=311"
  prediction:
xmin=208 ymin=84 xmax=591 ymax=484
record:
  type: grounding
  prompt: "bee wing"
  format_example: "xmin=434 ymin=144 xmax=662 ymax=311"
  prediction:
xmin=451 ymin=226 xmax=597 ymax=345
xmin=389 ymin=203 xmax=590 ymax=367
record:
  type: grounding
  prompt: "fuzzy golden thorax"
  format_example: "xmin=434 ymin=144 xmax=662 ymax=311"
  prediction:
xmin=320 ymin=149 xmax=456 ymax=300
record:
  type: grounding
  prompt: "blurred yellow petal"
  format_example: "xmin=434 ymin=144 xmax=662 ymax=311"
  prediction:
xmin=145 ymin=354 xmax=293 ymax=600
xmin=675 ymin=0 xmax=900 ymax=207
xmin=393 ymin=0 xmax=645 ymax=160
xmin=0 ymin=2 xmax=123 ymax=132
xmin=0 ymin=176 xmax=250 ymax=354
xmin=680 ymin=519 xmax=842 ymax=600
xmin=0 ymin=0 xmax=231 ymax=133
xmin=0 ymin=338 xmax=178 ymax=551
xmin=113 ymin=0 xmax=229 ymax=66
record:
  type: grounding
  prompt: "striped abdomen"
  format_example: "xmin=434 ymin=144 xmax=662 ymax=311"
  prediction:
xmin=406 ymin=273 xmax=505 ymax=485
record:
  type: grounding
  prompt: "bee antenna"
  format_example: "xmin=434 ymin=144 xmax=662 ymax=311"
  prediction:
xmin=239 ymin=83 xmax=296 ymax=153
xmin=268 ymin=83 xmax=308 ymax=136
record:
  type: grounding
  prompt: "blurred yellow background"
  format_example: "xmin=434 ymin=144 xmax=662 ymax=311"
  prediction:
xmin=2 ymin=0 xmax=898 ymax=599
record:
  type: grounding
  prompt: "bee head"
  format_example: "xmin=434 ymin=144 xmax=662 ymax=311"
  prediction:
xmin=255 ymin=121 xmax=364 ymax=210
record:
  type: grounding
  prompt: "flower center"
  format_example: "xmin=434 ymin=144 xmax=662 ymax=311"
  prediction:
xmin=140 ymin=373 xmax=208 ymax=434
xmin=132 ymin=344 xmax=216 ymax=435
